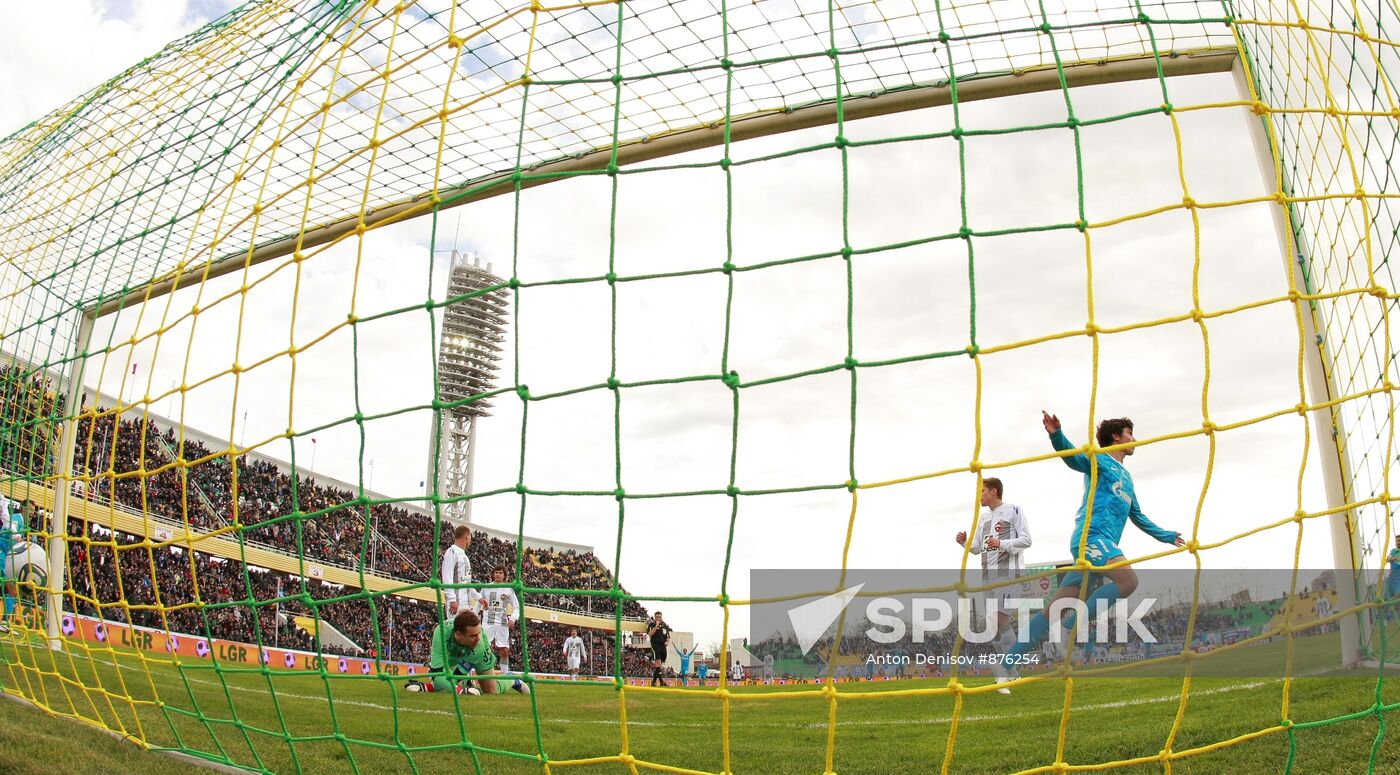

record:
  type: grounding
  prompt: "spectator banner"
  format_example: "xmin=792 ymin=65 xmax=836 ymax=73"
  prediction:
xmin=58 ymin=611 xmax=427 ymax=676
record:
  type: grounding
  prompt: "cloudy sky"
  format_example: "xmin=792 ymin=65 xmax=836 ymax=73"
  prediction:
xmin=2 ymin=1 xmax=1367 ymax=650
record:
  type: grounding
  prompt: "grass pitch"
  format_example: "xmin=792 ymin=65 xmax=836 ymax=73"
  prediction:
xmin=2 ymin=629 xmax=1398 ymax=774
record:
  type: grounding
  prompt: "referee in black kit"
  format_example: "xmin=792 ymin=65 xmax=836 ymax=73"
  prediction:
xmin=647 ymin=611 xmax=672 ymax=687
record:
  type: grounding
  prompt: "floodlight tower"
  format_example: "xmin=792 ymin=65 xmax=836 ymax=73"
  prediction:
xmin=428 ymin=251 xmax=508 ymax=525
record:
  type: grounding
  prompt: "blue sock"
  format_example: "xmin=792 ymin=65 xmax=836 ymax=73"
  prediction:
xmin=1076 ymin=581 xmax=1121 ymax=631
xmin=3 ymin=595 xmax=14 ymax=617
xmin=1006 ymin=611 xmax=1050 ymax=657
xmin=1009 ymin=582 xmax=1123 ymax=656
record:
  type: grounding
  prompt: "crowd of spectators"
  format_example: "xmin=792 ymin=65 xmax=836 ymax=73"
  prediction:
xmin=510 ymin=620 xmax=658 ymax=676
xmin=0 ymin=365 xmax=59 ymax=478
xmin=71 ymin=412 xmax=647 ymax=620
xmin=4 ymin=373 xmax=658 ymax=669
xmin=62 ymin=516 xmax=660 ymax=668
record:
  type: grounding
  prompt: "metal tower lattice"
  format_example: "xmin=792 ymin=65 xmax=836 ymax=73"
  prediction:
xmin=429 ymin=251 xmax=508 ymax=524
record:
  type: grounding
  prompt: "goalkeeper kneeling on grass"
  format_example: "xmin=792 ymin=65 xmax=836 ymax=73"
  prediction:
xmin=406 ymin=609 xmax=530 ymax=696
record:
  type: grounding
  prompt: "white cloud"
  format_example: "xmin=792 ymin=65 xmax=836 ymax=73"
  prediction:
xmin=0 ymin=1 xmax=239 ymax=139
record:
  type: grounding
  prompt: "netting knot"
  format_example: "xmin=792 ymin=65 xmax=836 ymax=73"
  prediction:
xmin=1064 ymin=116 xmax=1080 ymax=128
xmin=726 ymin=485 xmax=740 ymax=497
xmin=720 ymin=158 xmax=731 ymax=170
xmin=1251 ymin=100 xmax=1267 ymax=116
xmin=1185 ymin=539 xmax=1200 ymax=553
xmin=1286 ymin=288 xmax=1299 ymax=302
xmin=605 ymin=271 xmax=617 ymax=284
xmin=619 ymin=754 xmax=636 ymax=765
xmin=721 ymin=58 xmax=733 ymax=70
xmin=826 ymin=47 xmax=839 ymax=59
xmin=613 ymin=488 xmax=626 ymax=501
xmin=1378 ymin=492 xmax=1390 ymax=504
xmin=1038 ymin=22 xmax=1052 ymax=32
xmin=293 ymin=251 xmax=306 ymax=263
xmin=843 ymin=356 xmax=858 ymax=370
xmin=1293 ymin=509 xmax=1306 ymax=522
xmin=516 ymin=384 xmax=531 ymax=400
xmin=447 ymin=35 xmax=463 ymax=49
xmin=722 ymin=261 xmax=735 ymax=274
xmin=1200 ymin=420 xmax=1215 ymax=433
xmin=1369 ymin=285 xmax=1388 ymax=299
xmin=841 ymin=246 xmax=853 ymax=259
xmin=1273 ymin=191 xmax=1287 ymax=205
xmin=1084 ymin=323 xmax=1100 ymax=335
xmin=1294 ymin=401 xmax=1307 ymax=416
xmin=1181 ymin=196 xmax=1196 ymax=209
xmin=1160 ymin=102 xmax=1174 ymax=115
xmin=968 ymin=460 xmax=982 ymax=472
xmin=1136 ymin=12 xmax=1150 ymax=22
xmin=722 ymin=371 xmax=740 ymax=388
xmin=509 ymin=277 xmax=521 ymax=289
xmin=515 ymin=483 xmax=527 ymax=494
xmin=846 ymin=479 xmax=858 ymax=491
xmin=958 ymin=226 xmax=972 ymax=239
xmin=938 ymin=31 xmax=951 ymax=43
xmin=834 ymin=134 xmax=849 ymax=148
xmin=1074 ymin=219 xmax=1087 ymax=232
xmin=606 ymin=377 xmax=620 ymax=390
xmin=965 ymin=344 xmax=979 ymax=357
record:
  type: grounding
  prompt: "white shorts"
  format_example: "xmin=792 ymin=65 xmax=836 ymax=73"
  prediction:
xmin=567 ymin=655 xmax=581 ymax=670
xmin=983 ymin=579 xmax=1034 ymax=615
xmin=484 ymin=623 xmax=510 ymax=648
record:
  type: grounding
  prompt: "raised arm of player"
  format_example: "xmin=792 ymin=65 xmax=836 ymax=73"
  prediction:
xmin=1044 ymin=411 xmax=1093 ymax=473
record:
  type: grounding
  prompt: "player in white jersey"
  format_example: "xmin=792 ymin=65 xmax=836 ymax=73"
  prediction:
xmin=955 ymin=477 xmax=1031 ymax=693
xmin=440 ymin=525 xmax=477 ymax=618
xmin=562 ymin=628 xmax=587 ymax=680
xmin=480 ymin=565 xmax=519 ymax=672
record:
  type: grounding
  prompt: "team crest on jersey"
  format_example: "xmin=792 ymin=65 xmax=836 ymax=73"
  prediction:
xmin=1110 ymin=480 xmax=1131 ymax=504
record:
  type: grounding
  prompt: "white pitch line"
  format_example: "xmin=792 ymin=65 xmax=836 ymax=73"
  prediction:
xmin=45 ymin=645 xmax=1316 ymax=731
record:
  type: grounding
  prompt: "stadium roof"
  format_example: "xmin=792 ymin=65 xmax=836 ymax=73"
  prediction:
xmin=0 ymin=0 xmax=1234 ymax=326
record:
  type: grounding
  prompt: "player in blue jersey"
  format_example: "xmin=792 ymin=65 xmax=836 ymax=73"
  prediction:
xmin=673 ymin=643 xmax=696 ymax=686
xmin=0 ymin=495 xmax=19 ymax=629
xmin=1006 ymin=413 xmax=1184 ymax=663
xmin=696 ymin=661 xmax=709 ymax=684
xmin=1384 ymin=534 xmax=1400 ymax=621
